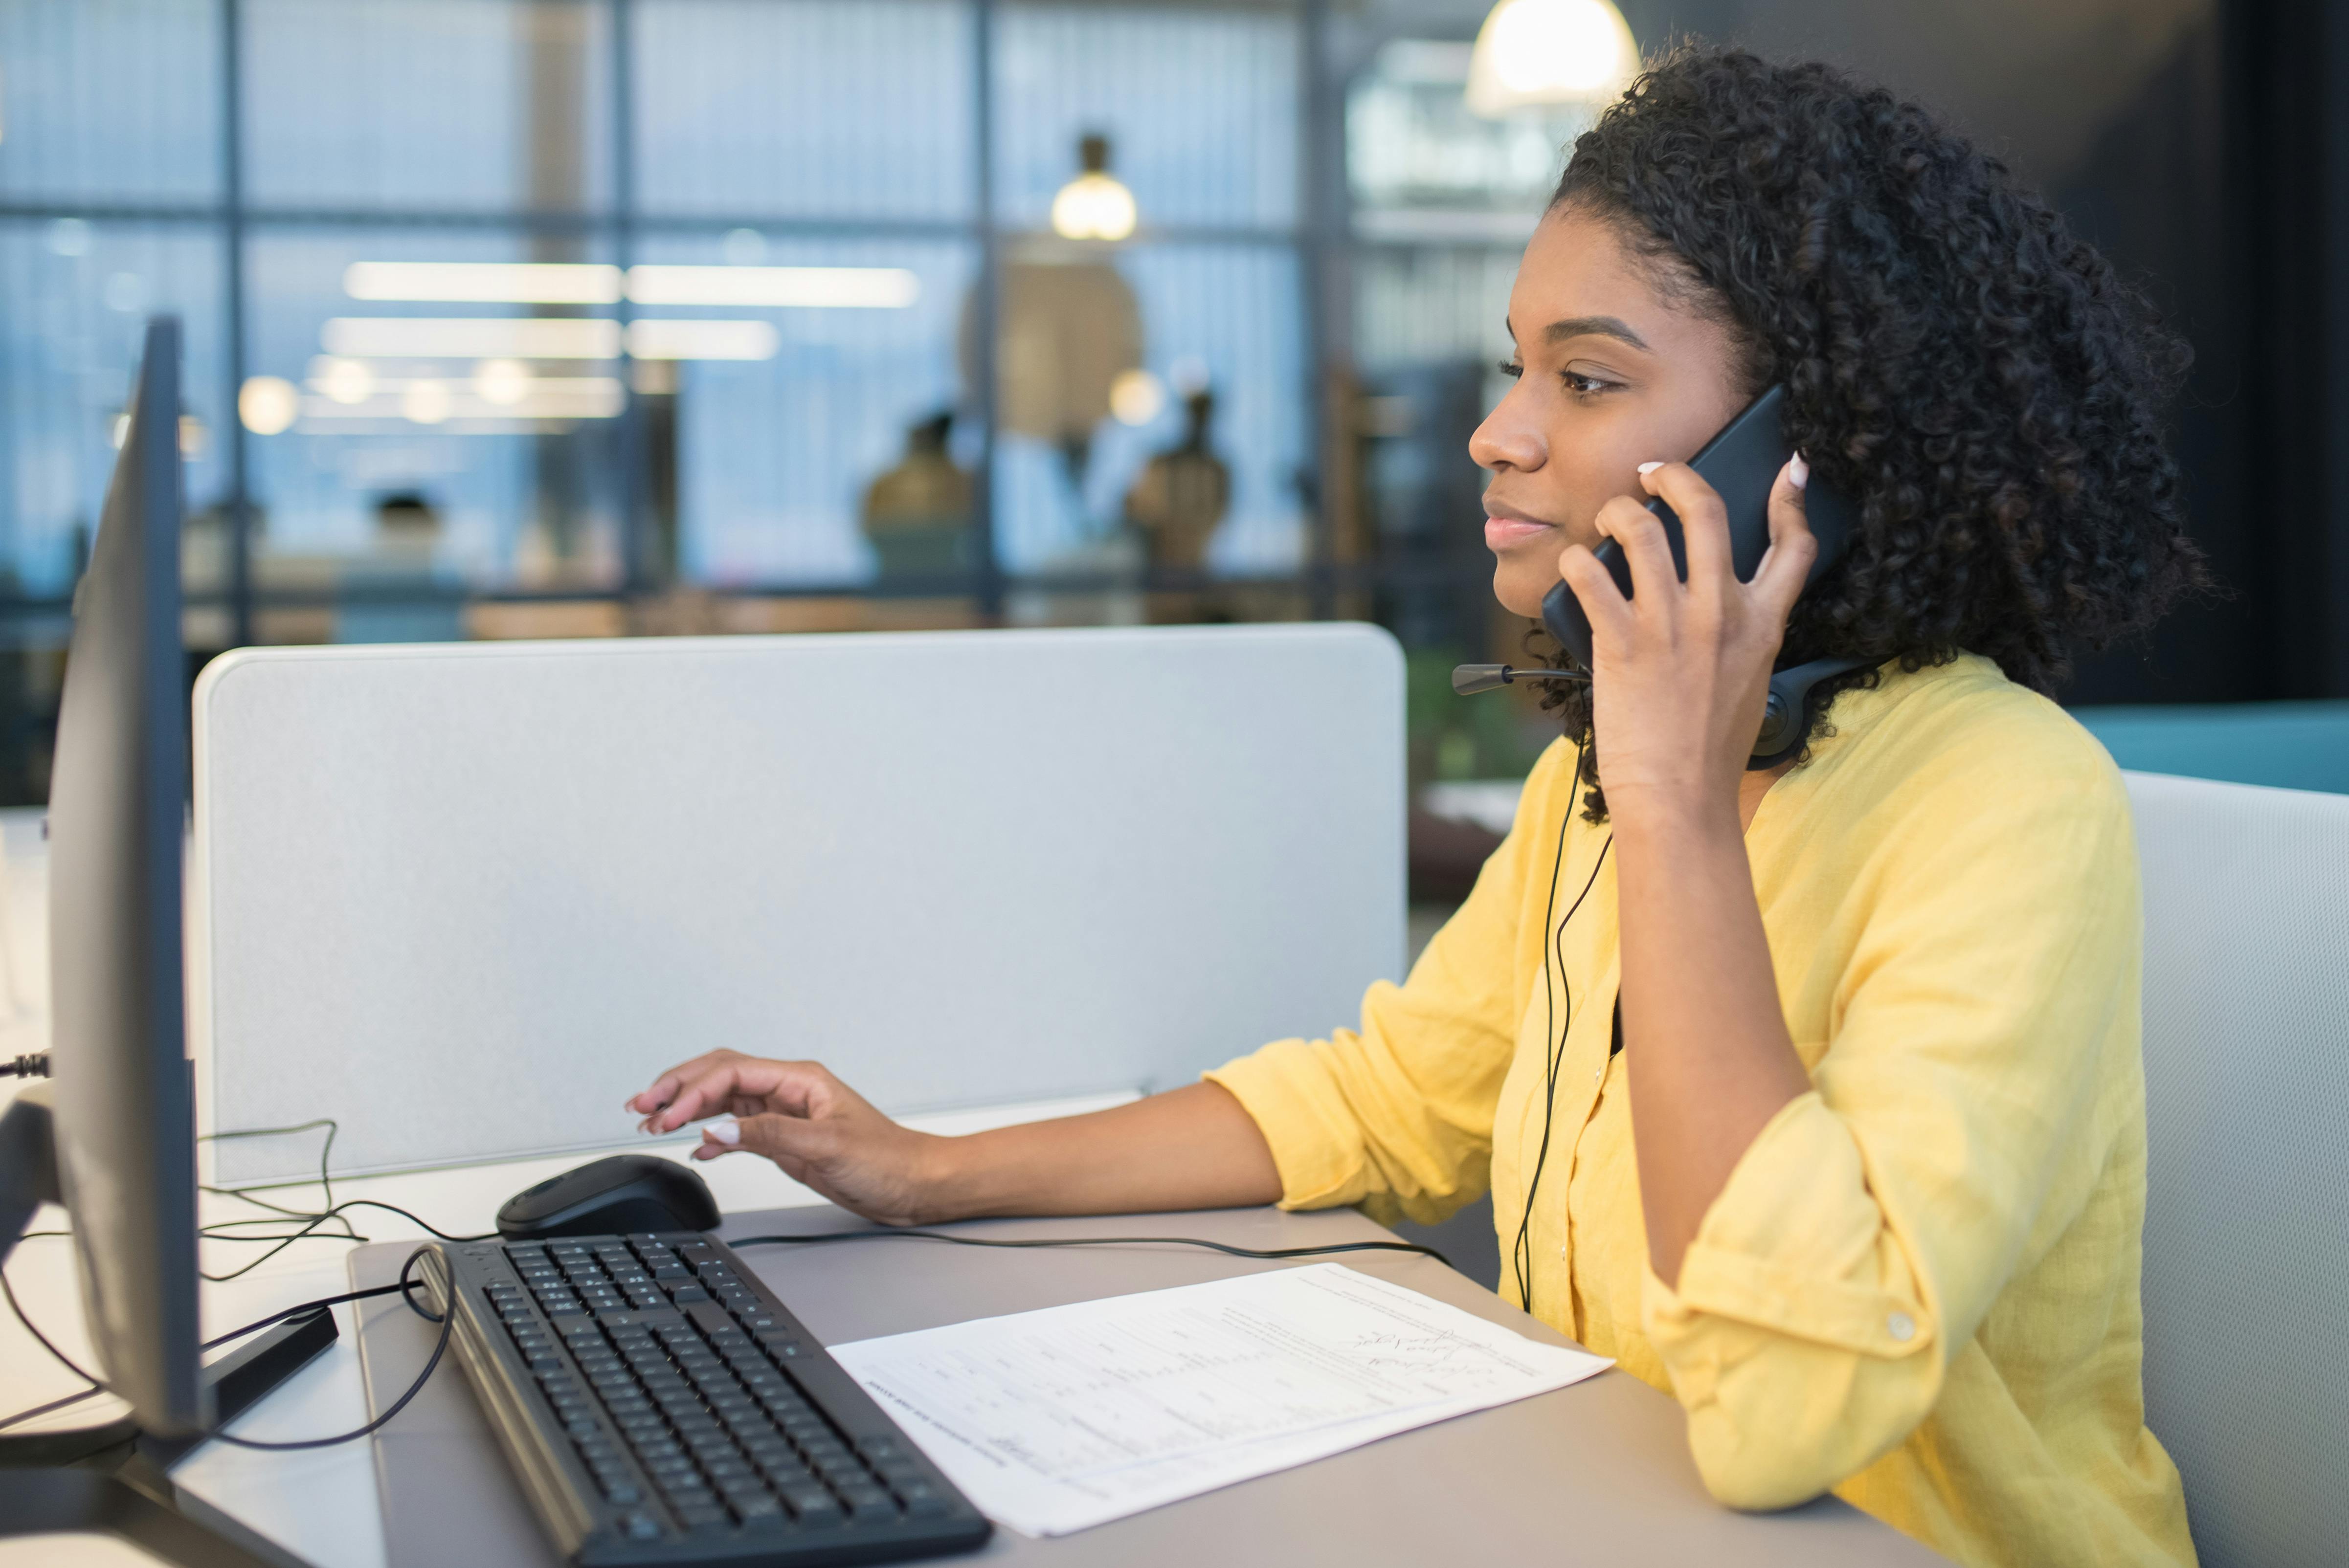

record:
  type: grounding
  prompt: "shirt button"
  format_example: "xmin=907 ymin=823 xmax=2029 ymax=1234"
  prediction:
xmin=1558 ymin=1245 xmax=1569 ymax=1260
xmin=1592 ymin=1065 xmax=1603 ymax=1084
xmin=1886 ymin=1312 xmax=1916 ymax=1342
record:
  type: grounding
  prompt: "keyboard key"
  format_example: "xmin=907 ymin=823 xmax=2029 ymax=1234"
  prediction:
xmin=734 ymin=1494 xmax=786 ymax=1528
xmin=675 ymin=1504 xmax=732 ymax=1534
xmin=841 ymin=1484 xmax=898 ymax=1517
xmin=779 ymin=1484 xmax=843 ymax=1527
xmin=899 ymin=1485 xmax=950 ymax=1517
xmin=670 ymin=1285 xmax=711 ymax=1304
xmin=616 ymin=1510 xmax=662 ymax=1542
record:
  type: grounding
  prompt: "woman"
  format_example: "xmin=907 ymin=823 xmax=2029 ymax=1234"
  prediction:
xmin=628 ymin=48 xmax=2201 ymax=1568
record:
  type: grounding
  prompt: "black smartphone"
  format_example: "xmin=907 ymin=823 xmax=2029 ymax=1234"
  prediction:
xmin=1540 ymin=384 xmax=1855 ymax=667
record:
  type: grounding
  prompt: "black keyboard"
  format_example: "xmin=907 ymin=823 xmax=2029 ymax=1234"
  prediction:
xmin=422 ymin=1232 xmax=991 ymax=1566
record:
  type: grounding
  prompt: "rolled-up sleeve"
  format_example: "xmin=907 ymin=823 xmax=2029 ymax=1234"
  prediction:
xmin=1640 ymin=739 xmax=2141 ymax=1510
xmin=1205 ymin=746 xmax=1570 ymax=1228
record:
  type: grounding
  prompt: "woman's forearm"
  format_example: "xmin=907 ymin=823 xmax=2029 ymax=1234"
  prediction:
xmin=918 ymin=1081 xmax=1284 ymax=1222
xmin=1612 ymin=797 xmax=1812 ymax=1286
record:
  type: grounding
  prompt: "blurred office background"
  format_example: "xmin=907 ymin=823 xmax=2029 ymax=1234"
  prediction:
xmin=2 ymin=0 xmax=2345 ymax=835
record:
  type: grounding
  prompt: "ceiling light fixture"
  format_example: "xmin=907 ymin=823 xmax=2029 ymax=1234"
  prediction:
xmin=1465 ymin=0 xmax=1637 ymax=118
xmin=624 ymin=319 xmax=782 ymax=360
xmin=238 ymin=376 xmax=300 ymax=435
xmin=321 ymin=317 xmax=623 ymax=359
xmin=1051 ymin=133 xmax=1138 ymax=242
xmin=340 ymin=261 xmax=918 ymax=309
xmin=345 ymin=261 xmax=622 ymax=304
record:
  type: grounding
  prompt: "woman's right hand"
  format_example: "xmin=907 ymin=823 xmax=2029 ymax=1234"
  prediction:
xmin=625 ymin=1051 xmax=948 ymax=1226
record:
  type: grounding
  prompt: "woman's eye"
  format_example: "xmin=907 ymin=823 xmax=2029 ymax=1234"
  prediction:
xmin=1563 ymin=371 xmax=1616 ymax=397
xmin=1496 ymin=358 xmax=1524 ymax=379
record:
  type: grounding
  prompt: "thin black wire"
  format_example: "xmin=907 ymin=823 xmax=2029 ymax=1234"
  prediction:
xmin=201 ymin=1117 xmax=343 ymax=1226
xmin=1511 ymin=733 xmax=1612 ymax=1318
xmin=0 ymin=1243 xmax=452 ymax=1448
xmin=186 ymin=1121 xmax=491 ymax=1279
xmin=208 ymin=1248 xmax=453 ymax=1452
xmin=0 ymin=1276 xmax=428 ymax=1433
xmin=0 ymin=1255 xmax=103 ymax=1389
xmin=0 ymin=1383 xmax=103 ymax=1432
xmin=732 ymin=1230 xmax=1454 ymax=1271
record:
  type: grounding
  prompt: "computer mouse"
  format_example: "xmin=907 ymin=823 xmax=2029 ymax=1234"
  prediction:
xmin=496 ymin=1154 xmax=722 ymax=1241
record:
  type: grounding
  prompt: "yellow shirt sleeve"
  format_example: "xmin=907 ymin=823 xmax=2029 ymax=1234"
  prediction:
xmin=1204 ymin=743 xmax=1567 ymax=1228
xmin=1641 ymin=729 xmax=2143 ymax=1510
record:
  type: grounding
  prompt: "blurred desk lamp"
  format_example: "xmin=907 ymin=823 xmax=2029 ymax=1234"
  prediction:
xmin=1466 ymin=0 xmax=1638 ymax=117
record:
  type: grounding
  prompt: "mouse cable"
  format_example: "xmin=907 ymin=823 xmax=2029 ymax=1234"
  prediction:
xmin=731 ymin=1229 xmax=1455 ymax=1272
xmin=0 ymin=1248 xmax=454 ymax=1448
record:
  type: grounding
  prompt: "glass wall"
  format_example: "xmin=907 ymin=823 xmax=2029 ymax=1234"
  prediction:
xmin=0 ymin=0 xmax=1328 ymax=797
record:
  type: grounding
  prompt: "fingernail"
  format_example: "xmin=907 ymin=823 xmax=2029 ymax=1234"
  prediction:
xmin=1636 ymin=461 xmax=1663 ymax=475
xmin=1788 ymin=453 xmax=1809 ymax=490
xmin=705 ymin=1120 xmax=742 ymax=1146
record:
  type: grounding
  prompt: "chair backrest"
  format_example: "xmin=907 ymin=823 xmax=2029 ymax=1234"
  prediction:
xmin=2126 ymin=772 xmax=2349 ymax=1568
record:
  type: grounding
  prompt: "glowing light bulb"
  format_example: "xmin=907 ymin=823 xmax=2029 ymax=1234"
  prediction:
xmin=1050 ymin=133 xmax=1138 ymax=242
xmin=1110 ymin=368 xmax=1166 ymax=426
xmin=239 ymin=376 xmax=299 ymax=435
xmin=474 ymin=357 xmax=530 ymax=406
xmin=1466 ymin=0 xmax=1637 ymax=117
xmin=320 ymin=357 xmax=374 ymax=405
xmin=402 ymin=381 xmax=452 ymax=425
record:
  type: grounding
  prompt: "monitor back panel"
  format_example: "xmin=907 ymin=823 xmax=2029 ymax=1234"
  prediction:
xmin=192 ymin=625 xmax=1406 ymax=1182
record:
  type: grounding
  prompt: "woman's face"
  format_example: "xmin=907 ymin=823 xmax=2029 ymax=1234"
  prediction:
xmin=1471 ymin=208 xmax=1753 ymax=619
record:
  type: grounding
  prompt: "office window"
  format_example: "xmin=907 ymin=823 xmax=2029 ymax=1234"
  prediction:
xmin=0 ymin=221 xmax=229 ymax=595
xmin=992 ymin=5 xmax=1299 ymax=230
xmin=632 ymin=229 xmax=975 ymax=586
xmin=992 ymin=242 xmax=1304 ymax=575
xmin=240 ymin=227 xmax=628 ymax=603
xmin=0 ymin=0 xmax=224 ymax=204
xmin=0 ymin=0 xmax=1331 ymax=795
xmin=243 ymin=0 xmax=616 ymax=213
xmin=634 ymin=0 xmax=976 ymax=221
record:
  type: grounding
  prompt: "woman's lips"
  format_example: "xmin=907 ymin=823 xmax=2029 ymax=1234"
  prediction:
xmin=1483 ymin=514 xmax=1556 ymax=550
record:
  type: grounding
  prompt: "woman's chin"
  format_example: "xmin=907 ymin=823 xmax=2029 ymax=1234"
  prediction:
xmin=1490 ymin=558 xmax=1555 ymax=620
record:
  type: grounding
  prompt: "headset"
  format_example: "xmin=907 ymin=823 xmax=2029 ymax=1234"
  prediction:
xmin=1467 ymin=386 xmax=1875 ymax=1312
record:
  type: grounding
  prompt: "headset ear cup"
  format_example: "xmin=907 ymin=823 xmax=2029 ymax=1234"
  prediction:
xmin=1755 ymin=687 xmax=1793 ymax=757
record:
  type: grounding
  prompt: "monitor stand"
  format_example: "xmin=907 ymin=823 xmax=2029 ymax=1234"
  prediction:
xmin=0 ymin=1090 xmax=335 ymax=1568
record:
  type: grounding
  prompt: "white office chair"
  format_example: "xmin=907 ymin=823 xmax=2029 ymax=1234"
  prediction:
xmin=2127 ymin=773 xmax=2349 ymax=1568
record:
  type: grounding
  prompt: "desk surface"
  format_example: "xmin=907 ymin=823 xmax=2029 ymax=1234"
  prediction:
xmin=353 ymin=1204 xmax=1944 ymax=1568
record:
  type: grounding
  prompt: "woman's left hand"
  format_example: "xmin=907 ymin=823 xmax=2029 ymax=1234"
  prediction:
xmin=1556 ymin=455 xmax=1816 ymax=822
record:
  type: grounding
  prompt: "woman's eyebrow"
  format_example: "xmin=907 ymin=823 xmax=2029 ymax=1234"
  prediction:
xmin=1542 ymin=314 xmax=1651 ymax=352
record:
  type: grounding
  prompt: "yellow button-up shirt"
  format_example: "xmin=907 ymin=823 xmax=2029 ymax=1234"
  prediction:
xmin=1207 ymin=654 xmax=2195 ymax=1568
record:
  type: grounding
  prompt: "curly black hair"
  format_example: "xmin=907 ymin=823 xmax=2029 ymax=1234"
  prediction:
xmin=1534 ymin=45 xmax=2206 ymax=817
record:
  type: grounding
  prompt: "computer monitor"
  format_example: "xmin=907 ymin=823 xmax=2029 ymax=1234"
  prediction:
xmin=44 ymin=315 xmax=205 ymax=1434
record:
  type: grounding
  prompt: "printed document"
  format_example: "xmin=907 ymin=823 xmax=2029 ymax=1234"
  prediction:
xmin=828 ymin=1263 xmax=1612 ymax=1536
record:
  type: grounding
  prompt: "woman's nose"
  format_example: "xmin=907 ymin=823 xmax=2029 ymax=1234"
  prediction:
xmin=1470 ymin=389 xmax=1545 ymax=473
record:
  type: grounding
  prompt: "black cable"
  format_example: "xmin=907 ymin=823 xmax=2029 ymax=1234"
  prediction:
xmin=0 ymin=1383 xmax=102 ymax=1432
xmin=201 ymin=1279 xmax=425 ymax=1353
xmin=1511 ymin=734 xmax=1611 ymax=1319
xmin=201 ymin=1117 xmax=341 ymax=1229
xmin=0 ymin=1246 xmax=452 ymax=1445
xmin=209 ymin=1249 xmax=453 ymax=1453
xmin=0 ymin=1051 xmax=47 ymax=1078
xmin=731 ymin=1230 xmax=1454 ymax=1271
xmin=199 ymin=1201 xmax=490 ymax=1282
xmin=0 ymin=1255 xmax=103 ymax=1389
